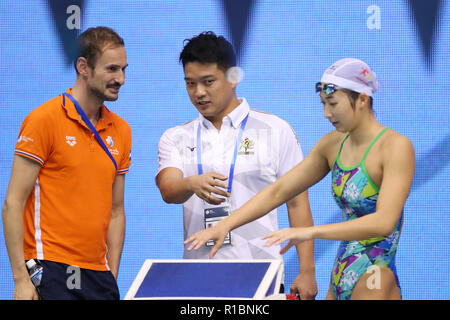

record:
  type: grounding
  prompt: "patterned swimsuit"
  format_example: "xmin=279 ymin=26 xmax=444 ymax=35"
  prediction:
xmin=330 ymin=128 xmax=402 ymax=300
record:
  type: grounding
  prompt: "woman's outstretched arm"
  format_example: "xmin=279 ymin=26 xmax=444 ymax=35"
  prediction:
xmin=263 ymin=133 xmax=415 ymax=252
xmin=184 ymin=133 xmax=333 ymax=258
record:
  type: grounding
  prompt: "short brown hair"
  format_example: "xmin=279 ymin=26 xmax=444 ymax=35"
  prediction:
xmin=75 ymin=26 xmax=124 ymax=73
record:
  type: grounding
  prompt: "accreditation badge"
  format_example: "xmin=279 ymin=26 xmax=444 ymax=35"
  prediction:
xmin=203 ymin=197 xmax=232 ymax=247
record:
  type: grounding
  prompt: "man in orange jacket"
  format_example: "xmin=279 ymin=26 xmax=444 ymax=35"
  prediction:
xmin=2 ymin=26 xmax=131 ymax=300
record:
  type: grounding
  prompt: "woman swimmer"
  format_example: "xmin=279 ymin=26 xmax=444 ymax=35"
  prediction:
xmin=184 ymin=58 xmax=415 ymax=300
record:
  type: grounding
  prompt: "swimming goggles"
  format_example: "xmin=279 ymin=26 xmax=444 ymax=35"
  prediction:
xmin=315 ymin=82 xmax=341 ymax=95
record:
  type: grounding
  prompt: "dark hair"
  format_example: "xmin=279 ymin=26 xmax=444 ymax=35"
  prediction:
xmin=74 ymin=26 xmax=124 ymax=74
xmin=340 ymin=88 xmax=374 ymax=112
xmin=179 ymin=31 xmax=236 ymax=72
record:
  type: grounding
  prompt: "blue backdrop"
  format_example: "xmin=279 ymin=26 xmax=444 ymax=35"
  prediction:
xmin=0 ymin=1 xmax=449 ymax=300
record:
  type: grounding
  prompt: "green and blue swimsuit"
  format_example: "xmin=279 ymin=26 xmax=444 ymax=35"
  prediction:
xmin=330 ymin=128 xmax=403 ymax=300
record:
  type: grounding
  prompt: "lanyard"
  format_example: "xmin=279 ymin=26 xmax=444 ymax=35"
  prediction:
xmin=196 ymin=114 xmax=249 ymax=193
xmin=62 ymin=93 xmax=118 ymax=171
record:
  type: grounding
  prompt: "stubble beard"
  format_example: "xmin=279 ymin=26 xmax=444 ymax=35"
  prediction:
xmin=89 ymin=84 xmax=119 ymax=102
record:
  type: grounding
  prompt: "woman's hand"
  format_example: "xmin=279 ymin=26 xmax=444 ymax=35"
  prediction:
xmin=262 ymin=227 xmax=315 ymax=254
xmin=184 ymin=222 xmax=230 ymax=259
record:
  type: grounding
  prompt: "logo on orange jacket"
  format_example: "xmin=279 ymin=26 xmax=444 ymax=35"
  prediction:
xmin=66 ymin=136 xmax=77 ymax=147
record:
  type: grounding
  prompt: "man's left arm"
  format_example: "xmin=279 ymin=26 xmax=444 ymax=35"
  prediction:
xmin=107 ymin=174 xmax=126 ymax=279
xmin=276 ymin=122 xmax=317 ymax=299
xmin=286 ymin=190 xmax=317 ymax=300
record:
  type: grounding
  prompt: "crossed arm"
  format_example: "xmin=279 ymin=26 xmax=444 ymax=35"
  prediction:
xmin=157 ymin=167 xmax=230 ymax=205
